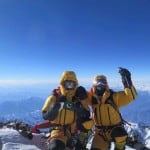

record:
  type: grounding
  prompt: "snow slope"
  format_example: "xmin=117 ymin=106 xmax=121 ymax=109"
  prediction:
xmin=0 ymin=126 xmax=142 ymax=150
xmin=0 ymin=127 xmax=48 ymax=150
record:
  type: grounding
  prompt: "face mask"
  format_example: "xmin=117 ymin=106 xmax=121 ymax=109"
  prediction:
xmin=62 ymin=80 xmax=76 ymax=90
xmin=95 ymin=85 xmax=106 ymax=96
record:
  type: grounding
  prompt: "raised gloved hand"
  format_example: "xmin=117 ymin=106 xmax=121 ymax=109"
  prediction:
xmin=75 ymin=86 xmax=88 ymax=100
xmin=118 ymin=67 xmax=133 ymax=88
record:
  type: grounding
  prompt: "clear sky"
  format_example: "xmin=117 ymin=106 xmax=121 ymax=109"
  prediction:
xmin=0 ymin=0 xmax=150 ymax=85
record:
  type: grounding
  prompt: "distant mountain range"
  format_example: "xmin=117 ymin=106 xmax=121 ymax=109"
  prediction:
xmin=0 ymin=97 xmax=45 ymax=125
xmin=121 ymin=90 xmax=150 ymax=125
xmin=0 ymin=90 xmax=150 ymax=126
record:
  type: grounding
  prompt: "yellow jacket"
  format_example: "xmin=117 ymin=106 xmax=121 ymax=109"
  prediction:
xmin=42 ymin=95 xmax=76 ymax=126
xmin=42 ymin=93 xmax=94 ymax=129
xmin=41 ymin=71 xmax=94 ymax=143
xmin=88 ymin=86 xmax=137 ymax=126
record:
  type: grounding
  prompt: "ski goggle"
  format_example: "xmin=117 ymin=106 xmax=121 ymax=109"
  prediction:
xmin=93 ymin=79 xmax=107 ymax=87
xmin=62 ymin=80 xmax=76 ymax=90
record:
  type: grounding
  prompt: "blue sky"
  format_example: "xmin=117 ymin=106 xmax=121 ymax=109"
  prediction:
xmin=0 ymin=0 xmax=150 ymax=85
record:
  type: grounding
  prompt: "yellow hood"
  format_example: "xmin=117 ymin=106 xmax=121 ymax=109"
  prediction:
xmin=59 ymin=71 xmax=78 ymax=101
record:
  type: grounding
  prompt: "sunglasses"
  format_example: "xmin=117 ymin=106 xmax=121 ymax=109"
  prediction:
xmin=62 ymin=80 xmax=76 ymax=90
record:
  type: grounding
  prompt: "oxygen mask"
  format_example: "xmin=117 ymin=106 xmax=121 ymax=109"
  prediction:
xmin=93 ymin=79 xmax=107 ymax=96
xmin=62 ymin=80 xmax=76 ymax=90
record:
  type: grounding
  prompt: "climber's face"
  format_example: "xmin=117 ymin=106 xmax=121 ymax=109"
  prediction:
xmin=59 ymin=71 xmax=78 ymax=100
xmin=62 ymin=80 xmax=76 ymax=90
xmin=93 ymin=79 xmax=108 ymax=96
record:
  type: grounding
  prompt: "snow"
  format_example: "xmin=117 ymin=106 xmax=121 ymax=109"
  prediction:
xmin=1 ymin=122 xmax=150 ymax=150
xmin=0 ymin=127 xmax=48 ymax=150
xmin=144 ymin=128 xmax=150 ymax=149
xmin=0 ymin=127 xmax=137 ymax=150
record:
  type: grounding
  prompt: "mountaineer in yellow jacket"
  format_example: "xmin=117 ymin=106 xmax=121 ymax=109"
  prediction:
xmin=42 ymin=71 xmax=93 ymax=150
xmin=89 ymin=67 xmax=137 ymax=150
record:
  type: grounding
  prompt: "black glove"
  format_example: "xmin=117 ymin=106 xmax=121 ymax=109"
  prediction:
xmin=74 ymin=102 xmax=90 ymax=120
xmin=118 ymin=67 xmax=133 ymax=88
xmin=74 ymin=102 xmax=91 ymax=132
xmin=75 ymin=86 xmax=88 ymax=100
xmin=52 ymin=88 xmax=58 ymax=97
xmin=43 ymin=102 xmax=60 ymax=121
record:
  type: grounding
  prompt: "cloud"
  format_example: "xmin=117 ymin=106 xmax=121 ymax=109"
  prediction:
xmin=0 ymin=79 xmax=150 ymax=92
xmin=0 ymin=80 xmax=57 ymax=86
xmin=134 ymin=80 xmax=150 ymax=92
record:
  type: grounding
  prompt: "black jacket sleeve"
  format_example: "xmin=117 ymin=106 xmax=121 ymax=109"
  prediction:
xmin=42 ymin=102 xmax=60 ymax=121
